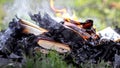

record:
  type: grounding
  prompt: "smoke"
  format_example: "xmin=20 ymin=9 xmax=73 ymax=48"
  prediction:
xmin=3 ymin=0 xmax=73 ymax=24
xmin=4 ymin=0 xmax=49 ymax=23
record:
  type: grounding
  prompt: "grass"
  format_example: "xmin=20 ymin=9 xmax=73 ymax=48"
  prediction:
xmin=79 ymin=61 xmax=112 ymax=68
xmin=0 ymin=4 xmax=5 ymax=31
xmin=22 ymin=51 xmax=75 ymax=68
xmin=0 ymin=0 xmax=13 ymax=31
xmin=0 ymin=51 xmax=113 ymax=68
xmin=22 ymin=51 xmax=113 ymax=68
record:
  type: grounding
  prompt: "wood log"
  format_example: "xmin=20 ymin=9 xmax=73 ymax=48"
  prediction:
xmin=18 ymin=19 xmax=71 ymax=53
xmin=30 ymin=13 xmax=85 ymax=49
xmin=37 ymin=39 xmax=70 ymax=53
xmin=19 ymin=19 xmax=47 ymax=35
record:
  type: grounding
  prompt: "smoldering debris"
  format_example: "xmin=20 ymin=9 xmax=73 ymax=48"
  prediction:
xmin=26 ymin=13 xmax=120 ymax=66
xmin=0 ymin=18 xmax=38 ymax=67
xmin=0 ymin=12 xmax=120 ymax=67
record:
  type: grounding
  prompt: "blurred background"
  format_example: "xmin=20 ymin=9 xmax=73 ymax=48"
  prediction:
xmin=0 ymin=0 xmax=120 ymax=31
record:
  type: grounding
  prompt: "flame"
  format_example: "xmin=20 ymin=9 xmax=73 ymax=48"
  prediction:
xmin=50 ymin=0 xmax=78 ymax=21
xmin=49 ymin=0 xmax=99 ymax=40
xmin=49 ymin=0 xmax=81 ymax=28
xmin=50 ymin=0 xmax=66 ymax=13
xmin=110 ymin=2 xmax=120 ymax=9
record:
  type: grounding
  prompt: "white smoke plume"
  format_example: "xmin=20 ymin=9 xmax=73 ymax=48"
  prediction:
xmin=3 ymin=0 xmax=72 ymax=23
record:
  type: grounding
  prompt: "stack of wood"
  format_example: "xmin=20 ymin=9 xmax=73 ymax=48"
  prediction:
xmin=1 ymin=12 xmax=120 ymax=66
xmin=18 ymin=12 xmax=99 ymax=53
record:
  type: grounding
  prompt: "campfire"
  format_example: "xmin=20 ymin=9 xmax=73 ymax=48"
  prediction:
xmin=0 ymin=0 xmax=120 ymax=67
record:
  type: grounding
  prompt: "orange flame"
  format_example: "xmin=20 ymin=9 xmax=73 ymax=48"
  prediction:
xmin=49 ymin=0 xmax=99 ymax=40
xmin=50 ymin=0 xmax=66 ymax=13
xmin=50 ymin=0 xmax=78 ymax=20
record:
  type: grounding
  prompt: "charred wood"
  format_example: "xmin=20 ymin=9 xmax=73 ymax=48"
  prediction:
xmin=30 ymin=13 xmax=85 ymax=49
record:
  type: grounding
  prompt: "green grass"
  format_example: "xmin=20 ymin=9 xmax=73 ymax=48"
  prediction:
xmin=22 ymin=51 xmax=112 ymax=68
xmin=0 ymin=5 xmax=5 ymax=31
xmin=79 ymin=61 xmax=112 ymax=68
xmin=22 ymin=51 xmax=75 ymax=68
xmin=0 ymin=51 xmax=113 ymax=68
xmin=0 ymin=0 xmax=13 ymax=31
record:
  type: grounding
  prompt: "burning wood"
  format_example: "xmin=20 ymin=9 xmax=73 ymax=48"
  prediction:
xmin=49 ymin=0 xmax=98 ymax=40
xmin=64 ymin=19 xmax=99 ymax=40
xmin=0 ymin=0 xmax=120 ymax=66
xmin=1 ymin=12 xmax=99 ymax=54
xmin=0 ymin=12 xmax=120 ymax=67
xmin=30 ymin=13 xmax=84 ymax=39
xmin=16 ymin=18 xmax=71 ymax=53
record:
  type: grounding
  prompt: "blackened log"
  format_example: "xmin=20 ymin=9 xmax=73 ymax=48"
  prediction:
xmin=30 ymin=13 xmax=85 ymax=48
xmin=114 ymin=54 xmax=120 ymax=68
xmin=30 ymin=13 xmax=62 ymax=30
